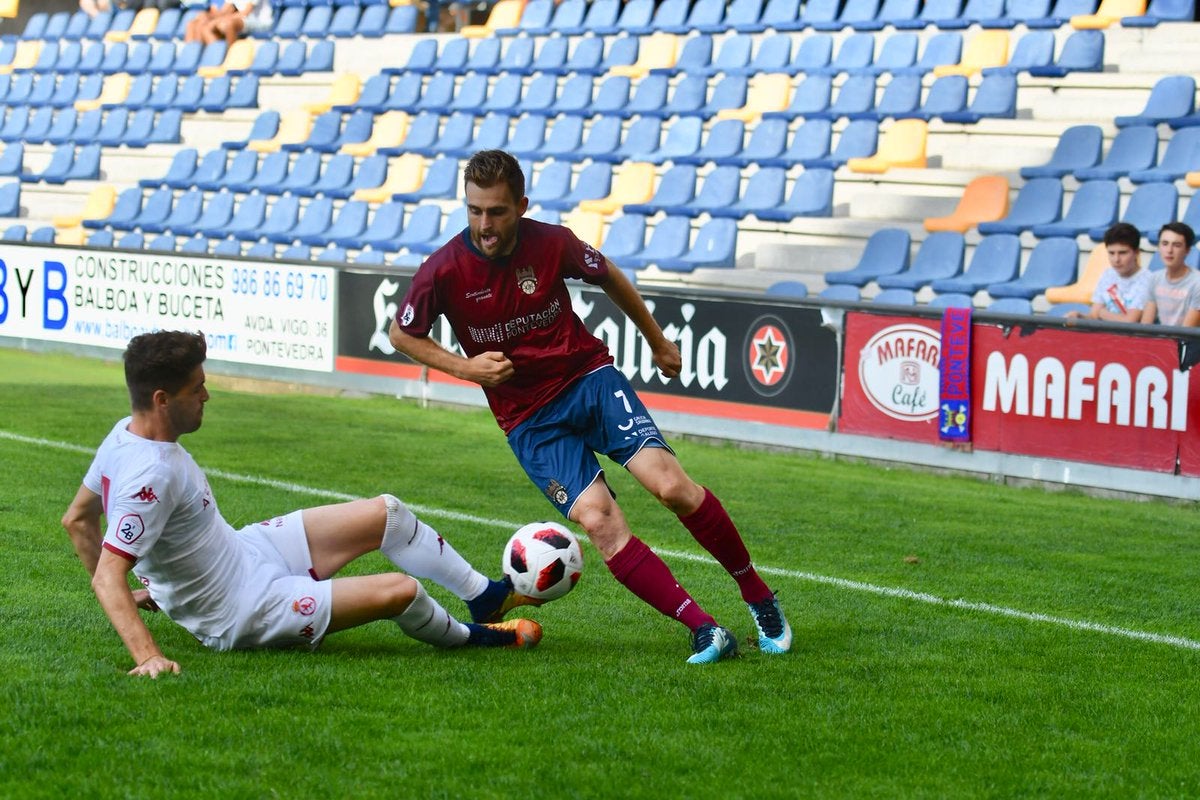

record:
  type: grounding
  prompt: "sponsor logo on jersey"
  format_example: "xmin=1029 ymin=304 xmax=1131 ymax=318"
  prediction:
xmin=516 ymin=265 xmax=538 ymax=295
xmin=116 ymin=513 xmax=145 ymax=544
xmin=545 ymin=479 xmax=569 ymax=506
xmin=400 ymin=303 xmax=415 ymax=327
xmin=466 ymin=288 xmax=493 ymax=303
xmin=582 ymin=243 xmax=602 ymax=273
xmin=293 ymin=596 xmax=317 ymax=617
xmin=742 ymin=315 xmax=794 ymax=398
xmin=130 ymin=485 xmax=158 ymax=503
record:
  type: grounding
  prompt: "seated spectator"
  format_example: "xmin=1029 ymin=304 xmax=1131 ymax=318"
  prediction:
xmin=186 ymin=1 xmax=272 ymax=46
xmin=80 ymin=0 xmax=113 ymax=17
xmin=1140 ymin=221 xmax=1200 ymax=327
xmin=1067 ymin=222 xmax=1152 ymax=323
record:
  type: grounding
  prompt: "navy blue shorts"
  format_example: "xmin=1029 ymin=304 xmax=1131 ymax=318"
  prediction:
xmin=507 ymin=366 xmax=672 ymax=519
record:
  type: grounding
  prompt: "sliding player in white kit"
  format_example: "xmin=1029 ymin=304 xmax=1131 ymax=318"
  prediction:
xmin=62 ymin=330 xmax=540 ymax=678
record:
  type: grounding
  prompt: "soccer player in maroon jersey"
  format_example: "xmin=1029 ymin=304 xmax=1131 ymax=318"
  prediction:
xmin=389 ymin=150 xmax=791 ymax=664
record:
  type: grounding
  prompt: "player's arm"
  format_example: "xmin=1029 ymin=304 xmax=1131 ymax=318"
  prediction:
xmin=63 ymin=484 xmax=159 ymax=611
xmin=388 ymin=319 xmax=514 ymax=387
xmin=1140 ymin=301 xmax=1158 ymax=324
xmin=599 ymin=261 xmax=681 ymax=378
xmin=92 ymin=548 xmax=179 ymax=678
xmin=1183 ymin=307 xmax=1200 ymax=327
xmin=1096 ymin=304 xmax=1141 ymax=323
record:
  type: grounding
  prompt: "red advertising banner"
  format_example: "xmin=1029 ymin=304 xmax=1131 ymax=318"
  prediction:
xmin=840 ymin=312 xmax=1200 ymax=475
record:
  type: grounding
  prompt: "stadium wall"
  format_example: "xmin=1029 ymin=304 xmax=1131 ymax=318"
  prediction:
xmin=2 ymin=240 xmax=1198 ymax=501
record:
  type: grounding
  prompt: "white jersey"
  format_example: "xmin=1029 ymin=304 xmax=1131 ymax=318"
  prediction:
xmin=84 ymin=417 xmax=251 ymax=643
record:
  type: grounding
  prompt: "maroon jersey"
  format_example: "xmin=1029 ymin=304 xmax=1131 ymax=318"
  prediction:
xmin=395 ymin=218 xmax=614 ymax=432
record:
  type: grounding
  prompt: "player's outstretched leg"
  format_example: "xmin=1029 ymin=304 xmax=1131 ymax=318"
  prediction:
xmin=686 ymin=623 xmax=738 ymax=665
xmin=748 ymin=593 xmax=793 ymax=655
xmin=466 ymin=618 xmax=543 ymax=649
xmin=393 ymin=578 xmax=540 ymax=649
xmin=466 ymin=575 xmax=544 ymax=624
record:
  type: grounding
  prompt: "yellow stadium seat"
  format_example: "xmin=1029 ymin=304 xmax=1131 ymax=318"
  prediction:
xmin=54 ymin=185 xmax=117 ymax=229
xmin=353 ymin=152 xmax=426 ymax=203
xmin=932 ymin=30 xmax=1009 ymax=78
xmin=198 ymin=37 xmax=255 ymax=78
xmin=0 ymin=0 xmax=18 ymax=19
xmin=1045 ymin=245 xmax=1109 ymax=305
xmin=1187 ymin=171 xmax=1200 ymax=188
xmin=341 ymin=111 xmax=409 ymax=158
xmin=0 ymin=40 xmax=40 ymax=75
xmin=577 ymin=162 xmax=656 ymax=216
xmin=106 ymin=6 xmax=158 ymax=42
xmin=716 ymin=73 xmax=793 ymax=122
xmin=924 ymin=175 xmax=1010 ymax=233
xmin=55 ymin=226 xmax=86 ymax=246
xmin=848 ymin=119 xmax=928 ymax=173
xmin=1071 ymin=0 xmax=1145 ymax=27
xmin=75 ymin=73 xmax=132 ymax=112
xmin=609 ymin=33 xmax=678 ymax=79
xmin=304 ymin=72 xmax=361 ymax=114
xmin=561 ymin=210 xmax=606 ymax=248
xmin=461 ymin=0 xmax=526 ymax=38
xmin=248 ymin=109 xmax=312 ymax=153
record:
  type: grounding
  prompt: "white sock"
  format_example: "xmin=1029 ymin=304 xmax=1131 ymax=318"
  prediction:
xmin=392 ymin=579 xmax=470 ymax=647
xmin=379 ymin=494 xmax=490 ymax=601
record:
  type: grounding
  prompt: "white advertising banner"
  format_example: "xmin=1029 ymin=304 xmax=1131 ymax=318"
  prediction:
xmin=0 ymin=243 xmax=335 ymax=372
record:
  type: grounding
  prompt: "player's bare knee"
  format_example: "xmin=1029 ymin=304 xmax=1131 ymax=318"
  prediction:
xmin=387 ymin=574 xmax=419 ymax=615
xmin=649 ymin=474 xmax=703 ymax=515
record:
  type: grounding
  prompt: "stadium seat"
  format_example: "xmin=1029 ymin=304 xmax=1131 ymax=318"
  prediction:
xmin=929 ymin=292 xmax=975 ymax=309
xmin=672 ymin=119 xmax=743 ymax=165
xmin=176 ymin=191 xmax=236 ymax=239
xmin=596 ymin=213 xmax=647 ymax=264
xmin=765 ymin=281 xmax=810 ymax=298
xmin=55 ymin=184 xmax=116 ymax=231
xmin=892 ymin=32 xmax=963 ymax=78
xmin=848 ymin=74 xmax=921 ymax=121
xmin=896 ymin=75 xmax=968 ymax=122
xmin=925 ymin=176 xmax=1010 ymax=233
xmin=824 ymin=228 xmax=911 ymax=286
xmin=0 ymin=142 xmax=21 ymax=177
xmin=1074 ymin=126 xmax=1158 ymax=180
xmin=198 ymin=38 xmax=254 ymax=79
xmin=211 ymin=237 xmax=242 ymax=257
xmin=872 ymin=288 xmax=917 ymax=305
xmin=1029 ymin=180 xmax=1118 ymax=238
xmin=461 ymin=0 xmax=525 ymax=37
xmin=0 ymin=40 xmax=41 ymax=75
xmin=144 ymin=188 xmax=204 ymax=236
xmin=848 ymin=119 xmax=927 ymax=173
xmin=859 ymin=32 xmax=919 ymax=75
xmin=941 ymin=73 xmax=1018 ymax=123
xmin=389 ymin=204 xmax=444 ymax=255
xmin=1129 ymin=128 xmax=1200 ymax=184
xmin=724 ymin=118 xmax=790 ymax=168
xmin=988 ymin=237 xmax=1080 ymax=299
xmin=340 ymin=201 xmax=405 ymax=249
xmin=559 ymin=0 xmax=619 ymax=34
xmin=1021 ymin=125 xmax=1103 ymax=179
xmin=1071 ymin=0 xmax=1145 ymax=27
xmin=987 ymin=297 xmax=1033 ymax=314
xmin=246 ymin=110 xmax=311 ymax=154
xmin=189 ymin=149 xmax=233 ymax=192
xmin=930 ymin=233 xmax=1021 ymax=294
xmin=537 ymin=162 xmax=612 ymax=211
xmin=1027 ymin=34 xmax=1103 ymax=81
xmin=391 ymin=155 xmax=459 ymax=202
xmin=802 ymin=119 xmax=877 ymax=169
xmin=1044 ymin=244 xmax=1108 ymax=305
xmin=819 ymin=284 xmax=862 ymax=301
xmin=578 ymin=162 xmax=657 ymax=216
xmin=179 ymin=235 xmax=209 ymax=254
xmin=717 ymin=74 xmax=793 ymax=123
xmin=810 ymin=32 xmax=875 ymax=74
xmin=76 ymin=73 xmax=132 ymax=113
xmin=856 ymin=0 xmax=921 ymax=27
xmin=933 ymin=30 xmax=1008 ymax=77
xmin=610 ymin=33 xmax=678 ymax=80
xmin=657 ymin=34 xmax=715 ymax=76
xmin=117 ymin=187 xmax=170 ymax=232
xmin=610 ymin=215 xmax=690 ymax=269
xmin=877 ymin=232 xmax=966 ymax=290
xmin=983 ymin=30 xmax=1054 ymax=75
xmin=535 ymin=115 xmax=585 ymax=161
xmin=1090 ymin=181 xmax=1178 ymax=242
xmin=384 ymin=5 xmax=418 ymax=34
xmin=741 ymin=167 xmax=835 ymax=220
xmin=1114 ymin=75 xmax=1195 ymax=128
xmin=624 ymin=165 xmax=697 ymax=216
xmin=1122 ymin=0 xmax=1194 ymax=24
xmin=662 ymin=166 xmax=740 ymax=217
xmin=212 ymin=192 xmax=267 ymax=240
xmin=655 ymin=218 xmax=738 ymax=273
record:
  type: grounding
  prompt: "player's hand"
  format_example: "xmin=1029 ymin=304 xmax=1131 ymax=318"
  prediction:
xmin=464 ymin=351 xmax=515 ymax=387
xmin=651 ymin=340 xmax=682 ymax=380
xmin=132 ymin=589 xmax=160 ymax=612
xmin=1063 ymin=310 xmax=1081 ymax=319
xmin=128 ymin=655 xmax=180 ymax=679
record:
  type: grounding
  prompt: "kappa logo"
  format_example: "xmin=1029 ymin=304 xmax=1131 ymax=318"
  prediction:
xmin=516 ymin=265 xmax=538 ymax=295
xmin=130 ymin=486 xmax=158 ymax=503
xmin=742 ymin=315 xmax=794 ymax=398
xmin=293 ymin=596 xmax=317 ymax=617
xmin=116 ymin=513 xmax=145 ymax=544
xmin=299 ymin=624 xmax=315 ymax=640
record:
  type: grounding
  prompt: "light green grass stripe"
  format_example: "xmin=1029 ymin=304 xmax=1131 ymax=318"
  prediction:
xmin=10 ymin=427 xmax=1199 ymax=653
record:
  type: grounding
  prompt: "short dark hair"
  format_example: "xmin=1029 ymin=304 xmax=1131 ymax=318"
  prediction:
xmin=1160 ymin=221 xmax=1196 ymax=249
xmin=1103 ymin=222 xmax=1141 ymax=251
xmin=463 ymin=150 xmax=525 ymax=205
xmin=124 ymin=330 xmax=207 ymax=411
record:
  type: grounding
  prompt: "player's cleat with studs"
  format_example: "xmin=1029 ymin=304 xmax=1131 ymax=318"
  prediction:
xmin=686 ymin=623 xmax=738 ymax=664
xmin=467 ymin=575 xmax=544 ymax=624
xmin=748 ymin=593 xmax=792 ymax=655
xmin=465 ymin=618 xmax=543 ymax=649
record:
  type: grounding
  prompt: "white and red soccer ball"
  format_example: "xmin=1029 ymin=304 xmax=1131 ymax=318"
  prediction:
xmin=502 ymin=522 xmax=583 ymax=602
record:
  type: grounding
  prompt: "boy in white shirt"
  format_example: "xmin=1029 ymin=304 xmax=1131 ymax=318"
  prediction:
xmin=1141 ymin=222 xmax=1200 ymax=327
xmin=1068 ymin=222 xmax=1152 ymax=322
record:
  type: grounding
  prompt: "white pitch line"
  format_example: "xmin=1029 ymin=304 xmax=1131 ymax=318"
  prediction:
xmin=9 ymin=428 xmax=1200 ymax=652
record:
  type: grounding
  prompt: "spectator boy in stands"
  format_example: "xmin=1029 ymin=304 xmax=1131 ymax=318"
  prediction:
xmin=1066 ymin=222 xmax=1152 ymax=323
xmin=186 ymin=1 xmax=272 ymax=46
xmin=1140 ymin=221 xmax=1200 ymax=327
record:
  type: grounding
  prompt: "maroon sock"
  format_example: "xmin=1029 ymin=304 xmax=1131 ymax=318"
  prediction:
xmin=680 ymin=488 xmax=774 ymax=604
xmin=606 ymin=536 xmax=714 ymax=632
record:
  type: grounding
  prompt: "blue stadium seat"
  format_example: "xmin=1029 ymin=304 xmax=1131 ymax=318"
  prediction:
xmin=930 ymin=234 xmax=1021 ymax=294
xmin=269 ymin=150 xmax=322 ymax=195
xmin=1021 ymin=125 xmax=1103 ymax=179
xmin=246 ymin=241 xmax=277 ymax=259
xmin=91 ymin=108 xmax=131 ymax=148
xmin=900 ymin=75 xmax=968 ymax=122
xmin=225 ymin=150 xmax=277 ymax=193
xmin=177 ymin=191 xmax=236 ymax=238
xmin=243 ymin=195 xmax=300 ymax=243
xmin=986 ymin=297 xmax=1033 ymax=314
xmin=522 ymin=37 xmax=568 ymax=76
xmin=411 ymin=206 xmax=466 ymax=256
xmin=299 ymin=6 xmax=335 ymax=38
xmin=590 ymin=116 xmax=656 ymax=164
xmin=680 ymin=0 xmax=730 ymax=33
xmin=592 ymin=35 xmax=640 ymax=73
xmin=29 ymin=226 xmax=55 ymax=244
xmin=1027 ymin=182 xmax=1118 ymax=239
xmin=735 ymin=0 xmax=799 ymax=30
xmin=655 ymin=217 xmax=737 ymax=272
xmin=509 ymin=73 xmax=561 ymax=116
xmin=929 ymin=292 xmax=975 ymax=309
xmin=641 ymin=74 xmax=708 ymax=118
xmin=658 ymin=34 xmax=716 ymax=76
xmin=1075 ymin=126 xmax=1158 ymax=181
xmin=597 ymin=213 xmax=647 ymax=264
xmin=1114 ymin=76 xmax=1195 ymax=128
xmin=625 ymin=165 xmax=697 ymax=215
xmin=810 ymin=33 xmax=875 ymax=75
xmin=862 ymin=32 xmax=919 ymax=74
xmin=355 ymin=249 xmax=389 ymax=265
xmin=123 ymin=187 xmax=173 ymax=233
xmin=819 ymin=284 xmax=862 ymax=301
xmin=540 ymin=162 xmax=613 ymax=211
xmin=983 ymin=0 xmax=1050 ymax=27
xmin=526 ymin=162 xmax=574 ymax=210
xmin=562 ymin=0 xmax=620 ymax=34
xmin=983 ymin=30 xmax=1054 ymax=75
xmin=1130 ymin=128 xmax=1200 ymax=183
xmin=877 ymin=232 xmax=966 ymax=290
xmin=343 ymin=201 xmax=405 ymax=249
xmin=676 ymin=119 xmax=745 ymax=166
xmin=537 ymin=115 xmax=585 ymax=160
xmin=811 ymin=74 xmax=876 ymax=120
xmin=857 ymin=0 xmax=920 ymax=28
xmin=391 ymin=155 xmax=458 ymax=202
xmin=711 ymin=167 xmax=788 ymax=220
xmin=117 ymin=231 xmax=146 ymax=250
xmin=782 ymin=33 xmax=833 ymax=73
xmin=391 ymin=204 xmax=444 ymax=253
xmin=726 ymin=34 xmax=790 ymax=76
xmin=825 ymin=228 xmax=911 ymax=286
xmin=1027 ymin=30 xmax=1103 ymax=77
xmin=661 ymin=165 xmax=742 ymax=217
xmin=385 ymin=5 xmax=419 ymax=34
xmin=893 ymin=32 xmax=963 ymax=75
xmin=179 ymin=235 xmax=209 ymax=254
xmin=806 ymin=119 xmax=878 ymax=169
xmin=328 ymin=4 xmax=361 ymax=36
xmin=291 ymin=196 xmax=346 ymax=246
xmin=766 ymin=281 xmax=810 ymax=298
xmin=190 ymin=149 xmax=233 ymax=191
xmin=1123 ymin=0 xmax=1195 ymax=25
xmin=147 ymin=41 xmax=177 ymax=75
xmin=19 ymin=108 xmax=56 ymax=145
xmin=872 ymin=288 xmax=917 ymax=305
xmin=626 ymin=0 xmax=687 ymax=34
xmin=775 ymin=0 xmax=838 ymax=29
xmin=1089 ymin=181 xmax=1178 ymax=242
xmin=329 ymin=154 xmax=388 ymax=200
xmin=0 ymin=142 xmax=22 ymax=178
xmin=941 ymin=73 xmax=1018 ymax=123
xmin=145 ymin=188 xmax=204 ymax=236
xmin=223 ymin=110 xmax=279 ymax=150
xmin=849 ymin=74 xmax=922 ymax=120
xmin=297 ymin=154 xmax=354 ymax=198
xmin=64 ymin=144 xmax=102 ymax=183
xmin=726 ymin=118 xmax=790 ymax=168
xmin=0 ymin=108 xmax=32 ymax=144
xmin=642 ymin=117 xmax=704 ymax=164
xmin=63 ymin=10 xmax=92 ymax=40
xmin=622 ymin=75 xmax=671 ymax=119
xmin=87 ymin=230 xmax=116 ymax=248
xmin=939 ymin=0 xmax=1004 ymax=27
xmin=506 ymin=115 xmax=548 ymax=158
xmin=978 ymin=178 xmax=1063 ymax=235
xmin=611 ymin=215 xmax=690 ymax=269
xmin=762 ymin=75 xmax=833 ymax=120
xmin=212 ymin=237 xmax=243 ymax=257
xmin=987 ymin=237 xmax=1079 ymax=300
xmin=20 ymin=144 xmax=76 ymax=184
xmin=813 ymin=0 xmax=883 ymax=30
xmin=541 ymin=0 xmax=589 ymax=34
xmin=758 ymin=168 xmax=836 ymax=219
xmin=504 ymin=0 xmax=553 ymax=34
xmin=681 ymin=75 xmax=748 ymax=119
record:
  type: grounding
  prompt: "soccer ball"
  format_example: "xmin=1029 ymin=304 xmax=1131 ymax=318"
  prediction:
xmin=502 ymin=522 xmax=584 ymax=602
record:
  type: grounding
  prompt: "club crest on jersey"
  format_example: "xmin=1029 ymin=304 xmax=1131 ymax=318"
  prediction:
xmin=545 ymin=480 xmax=569 ymax=506
xmin=293 ymin=596 xmax=317 ymax=617
xmin=516 ymin=265 xmax=538 ymax=295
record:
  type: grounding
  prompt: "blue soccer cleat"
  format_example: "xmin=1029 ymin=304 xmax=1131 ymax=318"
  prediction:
xmin=466 ymin=576 xmax=543 ymax=624
xmin=748 ymin=593 xmax=792 ymax=655
xmin=686 ymin=623 xmax=738 ymax=665
xmin=465 ymin=618 xmax=543 ymax=649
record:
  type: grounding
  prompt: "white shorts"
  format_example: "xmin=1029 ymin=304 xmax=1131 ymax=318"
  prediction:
xmin=197 ymin=511 xmax=333 ymax=652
